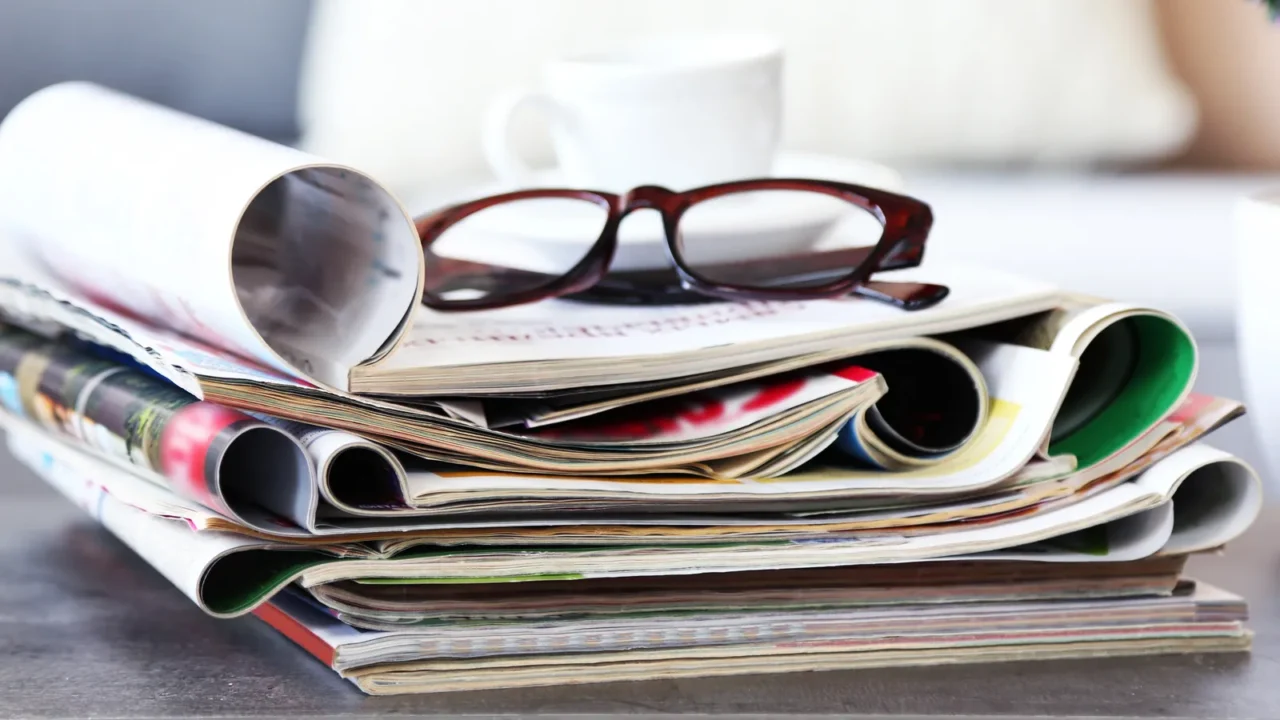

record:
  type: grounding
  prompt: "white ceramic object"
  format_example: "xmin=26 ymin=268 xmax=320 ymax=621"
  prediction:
xmin=407 ymin=151 xmax=903 ymax=273
xmin=1236 ymin=191 xmax=1280 ymax=480
xmin=482 ymin=33 xmax=783 ymax=192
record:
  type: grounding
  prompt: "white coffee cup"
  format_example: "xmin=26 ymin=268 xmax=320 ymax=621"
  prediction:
xmin=482 ymin=33 xmax=783 ymax=191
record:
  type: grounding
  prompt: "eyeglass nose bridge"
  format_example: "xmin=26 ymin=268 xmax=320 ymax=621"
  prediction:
xmin=620 ymin=185 xmax=678 ymax=215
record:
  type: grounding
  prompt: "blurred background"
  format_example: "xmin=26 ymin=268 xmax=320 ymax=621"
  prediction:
xmin=1 ymin=0 xmax=1278 ymax=464
xmin=8 ymin=0 xmax=1278 ymax=167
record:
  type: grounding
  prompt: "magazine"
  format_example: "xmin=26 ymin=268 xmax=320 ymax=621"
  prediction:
xmin=0 ymin=290 xmax=1199 ymax=486
xmin=9 ymin=418 xmax=1259 ymax=618
xmin=306 ymin=556 xmax=1189 ymax=626
xmin=2 ymin=389 xmax=1244 ymax=545
xmin=261 ymin=581 xmax=1249 ymax=695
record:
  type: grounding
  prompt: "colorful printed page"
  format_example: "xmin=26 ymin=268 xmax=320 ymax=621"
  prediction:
xmin=0 ymin=324 xmax=317 ymax=532
xmin=521 ymin=364 xmax=877 ymax=446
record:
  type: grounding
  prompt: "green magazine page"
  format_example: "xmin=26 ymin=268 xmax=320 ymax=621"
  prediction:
xmin=202 ymin=550 xmax=329 ymax=616
xmin=1048 ymin=314 xmax=1196 ymax=469
xmin=201 ymin=542 xmax=762 ymax=612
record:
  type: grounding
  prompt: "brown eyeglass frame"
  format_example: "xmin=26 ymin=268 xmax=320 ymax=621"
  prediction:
xmin=415 ymin=178 xmax=938 ymax=312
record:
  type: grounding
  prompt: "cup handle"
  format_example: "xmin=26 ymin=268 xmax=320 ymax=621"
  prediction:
xmin=482 ymin=88 xmax=563 ymax=187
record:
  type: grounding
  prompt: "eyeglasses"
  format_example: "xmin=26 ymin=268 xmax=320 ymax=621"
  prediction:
xmin=414 ymin=178 xmax=947 ymax=312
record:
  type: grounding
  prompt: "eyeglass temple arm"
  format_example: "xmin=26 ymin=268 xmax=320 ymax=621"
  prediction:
xmin=852 ymin=280 xmax=949 ymax=310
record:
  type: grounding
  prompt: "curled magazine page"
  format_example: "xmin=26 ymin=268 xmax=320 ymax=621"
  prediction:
xmin=967 ymin=444 xmax=1262 ymax=563
xmin=831 ymin=339 xmax=988 ymax=470
xmin=0 ymin=325 xmax=316 ymax=530
xmin=7 ymin=421 xmax=307 ymax=617
xmin=1042 ymin=302 xmax=1198 ymax=468
xmin=1154 ymin=445 xmax=1262 ymax=555
xmin=963 ymin=298 xmax=1198 ymax=468
xmin=0 ymin=82 xmax=423 ymax=390
xmin=249 ymin=414 xmax=416 ymax=516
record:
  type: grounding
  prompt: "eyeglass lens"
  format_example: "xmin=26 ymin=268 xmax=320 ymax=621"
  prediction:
xmin=423 ymin=196 xmax=609 ymax=304
xmin=676 ymin=189 xmax=883 ymax=289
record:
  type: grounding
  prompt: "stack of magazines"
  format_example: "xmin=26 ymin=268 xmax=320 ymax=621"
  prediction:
xmin=0 ymin=82 xmax=1261 ymax=696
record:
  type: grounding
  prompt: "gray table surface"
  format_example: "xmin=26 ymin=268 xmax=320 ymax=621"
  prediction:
xmin=1 ymin=342 xmax=1276 ymax=719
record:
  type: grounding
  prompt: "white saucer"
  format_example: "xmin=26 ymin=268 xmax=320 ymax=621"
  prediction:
xmin=408 ymin=152 xmax=904 ymax=272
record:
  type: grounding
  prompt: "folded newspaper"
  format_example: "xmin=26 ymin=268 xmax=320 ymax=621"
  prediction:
xmin=0 ymin=81 xmax=1261 ymax=695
